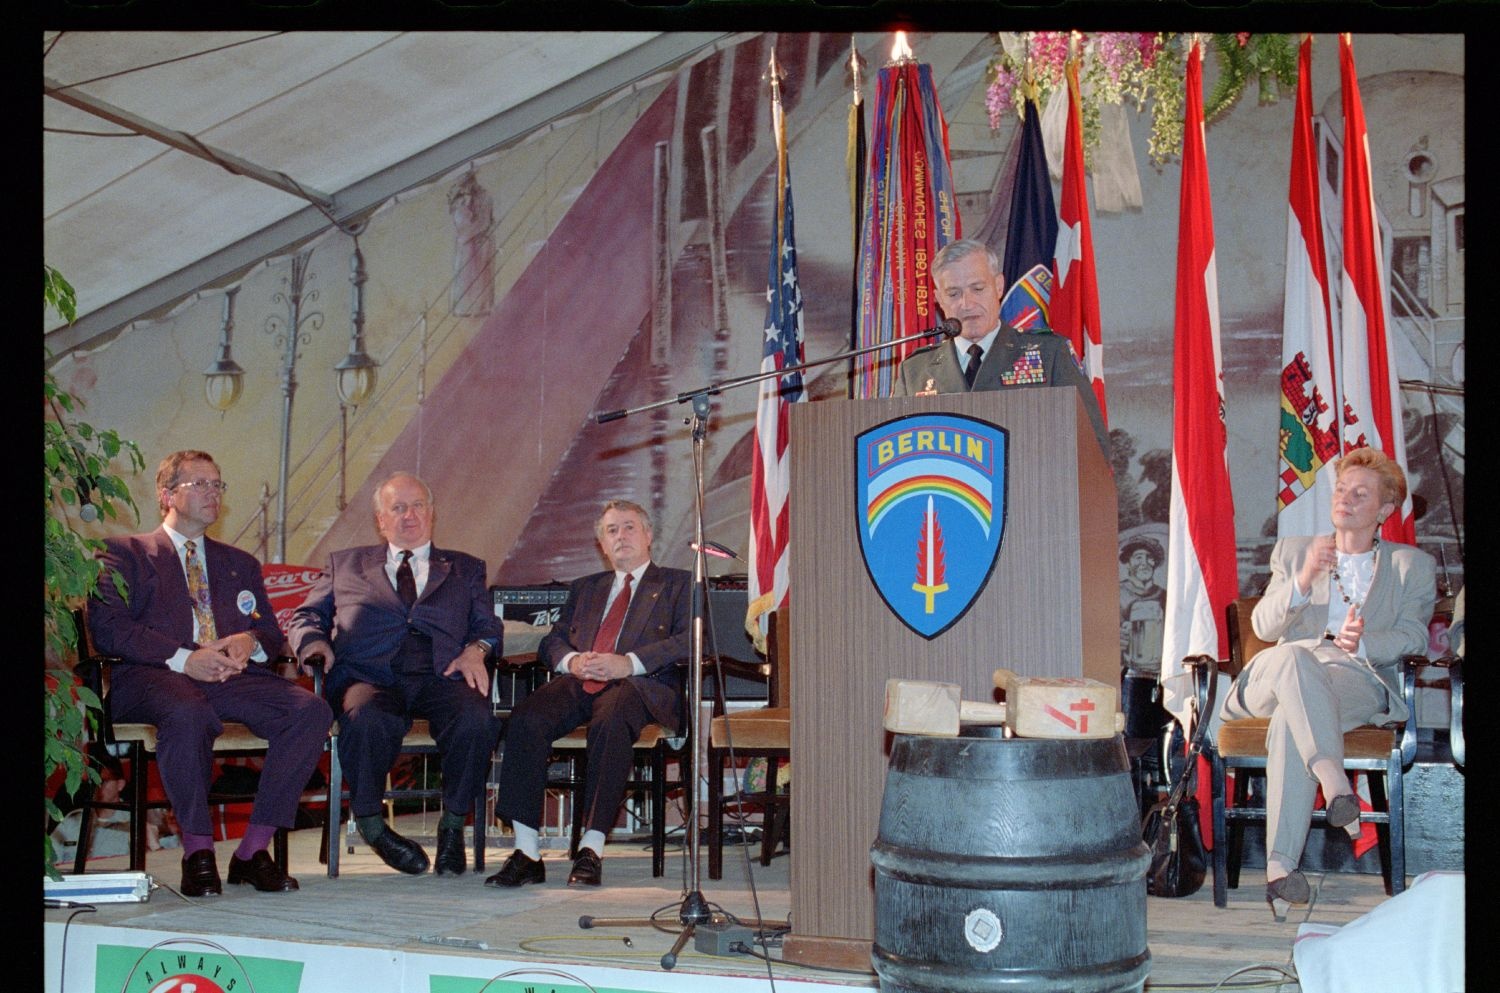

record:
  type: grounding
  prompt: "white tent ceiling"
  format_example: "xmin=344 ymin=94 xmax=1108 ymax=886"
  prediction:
xmin=43 ymin=29 xmax=740 ymax=356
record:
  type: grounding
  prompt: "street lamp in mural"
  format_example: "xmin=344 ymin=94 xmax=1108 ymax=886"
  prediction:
xmin=203 ymin=287 xmax=245 ymax=412
xmin=262 ymin=248 xmax=322 ymax=564
xmin=201 ymin=241 xmax=379 ymax=560
xmin=334 ymin=240 xmax=379 ymax=512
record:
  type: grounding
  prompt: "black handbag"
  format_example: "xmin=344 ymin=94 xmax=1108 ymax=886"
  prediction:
xmin=1142 ymin=659 xmax=1216 ymax=898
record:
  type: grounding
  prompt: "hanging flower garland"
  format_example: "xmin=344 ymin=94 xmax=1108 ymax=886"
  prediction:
xmin=986 ymin=32 xmax=1298 ymax=164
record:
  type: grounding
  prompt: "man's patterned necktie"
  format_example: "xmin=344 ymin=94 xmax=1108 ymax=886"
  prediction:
xmin=184 ymin=539 xmax=217 ymax=642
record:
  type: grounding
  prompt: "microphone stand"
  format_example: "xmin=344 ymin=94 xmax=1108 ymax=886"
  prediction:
xmin=593 ymin=321 xmax=959 ymax=424
xmin=579 ymin=323 xmax=952 ymax=969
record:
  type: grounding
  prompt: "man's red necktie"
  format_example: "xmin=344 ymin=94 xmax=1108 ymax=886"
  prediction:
xmin=582 ymin=573 xmax=632 ymax=693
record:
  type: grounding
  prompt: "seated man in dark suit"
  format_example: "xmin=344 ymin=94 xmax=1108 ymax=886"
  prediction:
xmin=891 ymin=238 xmax=1110 ymax=459
xmin=287 ymin=472 xmax=501 ymax=876
xmin=89 ymin=450 xmax=333 ymax=897
xmin=487 ymin=499 xmax=690 ymax=888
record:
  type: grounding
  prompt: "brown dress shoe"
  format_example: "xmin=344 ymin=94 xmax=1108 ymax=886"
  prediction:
xmin=180 ymin=849 xmax=223 ymax=897
xmin=228 ymin=849 xmax=299 ymax=892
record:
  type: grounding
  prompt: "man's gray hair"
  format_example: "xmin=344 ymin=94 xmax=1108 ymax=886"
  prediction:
xmin=371 ymin=471 xmax=433 ymax=516
xmin=931 ymin=238 xmax=1001 ymax=281
xmin=595 ymin=498 xmax=652 ymax=535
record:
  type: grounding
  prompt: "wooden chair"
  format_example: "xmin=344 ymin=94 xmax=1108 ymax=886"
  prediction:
xmin=317 ymin=653 xmax=492 ymax=878
xmin=547 ymin=714 xmax=689 ymax=877
xmin=67 ymin=607 xmax=300 ymax=874
xmin=320 ymin=640 xmax=550 ymax=878
xmin=707 ymin=608 xmax=790 ymax=880
xmin=1187 ymin=596 xmax=1422 ymax=908
xmin=1420 ymin=652 xmax=1464 ymax=770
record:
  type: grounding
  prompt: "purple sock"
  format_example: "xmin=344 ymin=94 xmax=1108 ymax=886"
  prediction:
xmin=181 ymin=832 xmax=216 ymax=857
xmin=234 ymin=824 xmax=277 ymax=860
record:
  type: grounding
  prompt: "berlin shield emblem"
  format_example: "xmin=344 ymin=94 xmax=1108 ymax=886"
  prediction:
xmin=856 ymin=413 xmax=1008 ymax=639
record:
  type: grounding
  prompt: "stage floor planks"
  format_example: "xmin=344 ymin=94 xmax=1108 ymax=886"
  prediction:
xmin=45 ymin=814 xmax=1411 ymax=992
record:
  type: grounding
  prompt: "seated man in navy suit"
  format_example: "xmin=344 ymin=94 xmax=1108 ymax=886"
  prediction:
xmin=487 ymin=499 xmax=690 ymax=888
xmin=288 ymin=472 xmax=501 ymax=877
xmin=90 ymin=450 xmax=333 ymax=897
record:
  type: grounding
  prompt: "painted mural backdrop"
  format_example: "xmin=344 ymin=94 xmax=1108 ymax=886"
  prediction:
xmin=50 ymin=33 xmax=1462 ymax=677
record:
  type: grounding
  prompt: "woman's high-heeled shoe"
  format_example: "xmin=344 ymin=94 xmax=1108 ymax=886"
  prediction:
xmin=1265 ymin=870 xmax=1310 ymax=922
xmin=1326 ymin=792 xmax=1362 ymax=838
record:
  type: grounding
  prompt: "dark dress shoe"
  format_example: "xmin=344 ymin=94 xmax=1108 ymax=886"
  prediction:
xmin=434 ymin=827 xmax=466 ymax=876
xmin=1265 ymin=869 xmax=1311 ymax=922
xmin=484 ymin=850 xmax=544 ymax=887
xmin=567 ymin=848 xmax=603 ymax=887
xmin=367 ymin=827 xmax=431 ymax=875
xmin=180 ymin=849 xmax=223 ymax=897
xmin=227 ymin=849 xmax=299 ymax=892
xmin=1326 ymin=792 xmax=1361 ymax=829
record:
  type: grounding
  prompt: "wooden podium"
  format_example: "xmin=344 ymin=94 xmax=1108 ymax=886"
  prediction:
xmin=783 ymin=387 xmax=1118 ymax=966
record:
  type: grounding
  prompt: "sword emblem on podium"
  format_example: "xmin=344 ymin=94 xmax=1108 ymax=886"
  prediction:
xmin=857 ymin=413 xmax=1008 ymax=639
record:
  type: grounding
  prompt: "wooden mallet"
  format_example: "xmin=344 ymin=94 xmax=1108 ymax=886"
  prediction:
xmin=884 ymin=678 xmax=1008 ymax=737
xmin=991 ymin=667 xmax=1123 ymax=739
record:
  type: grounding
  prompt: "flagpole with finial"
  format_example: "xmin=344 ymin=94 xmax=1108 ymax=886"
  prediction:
xmin=767 ymin=48 xmax=787 ymax=258
xmin=847 ymin=36 xmax=868 ymax=392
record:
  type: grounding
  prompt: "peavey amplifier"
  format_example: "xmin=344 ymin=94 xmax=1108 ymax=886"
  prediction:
xmin=492 ymin=583 xmax=570 ymax=628
xmin=491 ymin=584 xmax=570 ymax=712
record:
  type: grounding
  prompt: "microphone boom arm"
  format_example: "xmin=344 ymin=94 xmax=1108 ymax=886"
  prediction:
xmin=595 ymin=321 xmax=956 ymax=423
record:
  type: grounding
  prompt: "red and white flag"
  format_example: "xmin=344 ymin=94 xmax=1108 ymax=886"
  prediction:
xmin=1051 ymin=57 xmax=1107 ymax=424
xmin=1160 ymin=39 xmax=1238 ymax=729
xmin=1276 ymin=36 xmax=1339 ymax=539
xmin=1338 ymin=33 xmax=1415 ymax=543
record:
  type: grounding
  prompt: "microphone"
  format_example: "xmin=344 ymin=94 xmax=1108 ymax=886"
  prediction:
xmin=691 ymin=540 xmax=744 ymax=562
xmin=924 ymin=318 xmax=962 ymax=339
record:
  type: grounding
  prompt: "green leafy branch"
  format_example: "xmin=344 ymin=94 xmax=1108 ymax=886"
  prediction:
xmin=43 ymin=264 xmax=144 ymax=878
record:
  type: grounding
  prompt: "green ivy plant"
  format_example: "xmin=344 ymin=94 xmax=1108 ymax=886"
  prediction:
xmin=43 ymin=264 xmax=144 ymax=878
xmin=987 ymin=32 xmax=1299 ymax=165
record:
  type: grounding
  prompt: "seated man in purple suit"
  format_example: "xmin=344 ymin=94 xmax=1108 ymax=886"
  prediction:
xmin=487 ymin=499 xmax=690 ymax=889
xmin=287 ymin=472 xmax=501 ymax=877
xmin=90 ymin=450 xmax=333 ymax=897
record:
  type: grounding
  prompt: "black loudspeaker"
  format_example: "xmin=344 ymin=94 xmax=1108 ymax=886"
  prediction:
xmin=705 ymin=581 xmax=769 ymax=702
xmin=490 ymin=583 xmax=571 ymax=711
xmin=492 ymin=582 xmax=570 ymax=627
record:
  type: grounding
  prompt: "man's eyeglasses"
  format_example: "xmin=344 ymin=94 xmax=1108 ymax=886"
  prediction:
xmin=174 ymin=480 xmax=228 ymax=494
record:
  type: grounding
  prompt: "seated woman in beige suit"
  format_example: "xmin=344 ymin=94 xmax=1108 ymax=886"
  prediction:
xmin=1219 ymin=447 xmax=1435 ymax=920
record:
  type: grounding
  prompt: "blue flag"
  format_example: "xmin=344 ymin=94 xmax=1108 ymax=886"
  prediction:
xmin=1002 ymin=96 xmax=1057 ymax=290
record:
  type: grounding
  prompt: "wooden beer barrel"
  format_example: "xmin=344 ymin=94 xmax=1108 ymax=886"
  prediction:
xmin=871 ymin=730 xmax=1151 ymax=993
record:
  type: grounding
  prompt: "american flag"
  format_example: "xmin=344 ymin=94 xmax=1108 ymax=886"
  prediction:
xmin=746 ymin=80 xmax=806 ymax=652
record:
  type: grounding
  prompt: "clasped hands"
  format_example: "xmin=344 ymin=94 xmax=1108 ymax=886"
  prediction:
xmin=186 ymin=632 xmax=256 ymax=683
xmin=569 ymin=651 xmax=632 ymax=684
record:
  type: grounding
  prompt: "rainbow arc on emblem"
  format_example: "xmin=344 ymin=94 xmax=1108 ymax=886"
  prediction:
xmin=866 ymin=460 xmax=992 ymax=537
